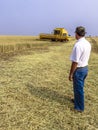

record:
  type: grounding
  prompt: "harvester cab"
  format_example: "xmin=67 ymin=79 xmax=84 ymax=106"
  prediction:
xmin=54 ymin=28 xmax=68 ymax=36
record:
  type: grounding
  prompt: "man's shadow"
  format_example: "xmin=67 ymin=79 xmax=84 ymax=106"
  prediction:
xmin=26 ymin=83 xmax=72 ymax=106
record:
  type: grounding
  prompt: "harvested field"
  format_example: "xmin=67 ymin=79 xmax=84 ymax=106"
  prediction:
xmin=0 ymin=36 xmax=98 ymax=130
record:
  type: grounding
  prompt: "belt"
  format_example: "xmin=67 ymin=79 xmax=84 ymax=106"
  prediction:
xmin=77 ymin=65 xmax=88 ymax=69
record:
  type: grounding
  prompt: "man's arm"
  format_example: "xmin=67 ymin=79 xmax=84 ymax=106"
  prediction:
xmin=69 ymin=61 xmax=78 ymax=81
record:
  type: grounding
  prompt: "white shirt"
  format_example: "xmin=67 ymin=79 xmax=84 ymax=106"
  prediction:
xmin=70 ymin=37 xmax=91 ymax=67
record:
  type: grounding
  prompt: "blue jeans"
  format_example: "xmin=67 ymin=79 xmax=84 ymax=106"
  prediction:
xmin=73 ymin=67 xmax=88 ymax=111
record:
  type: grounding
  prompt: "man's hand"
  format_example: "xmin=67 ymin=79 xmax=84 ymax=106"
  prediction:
xmin=69 ymin=74 xmax=73 ymax=81
xmin=69 ymin=61 xmax=78 ymax=81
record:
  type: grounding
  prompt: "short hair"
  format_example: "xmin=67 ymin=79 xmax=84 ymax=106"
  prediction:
xmin=75 ymin=26 xmax=86 ymax=36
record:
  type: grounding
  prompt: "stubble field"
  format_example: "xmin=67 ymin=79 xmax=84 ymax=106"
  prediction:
xmin=0 ymin=36 xmax=98 ymax=130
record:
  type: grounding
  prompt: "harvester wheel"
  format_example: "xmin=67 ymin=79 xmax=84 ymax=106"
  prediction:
xmin=51 ymin=39 xmax=55 ymax=41
xmin=60 ymin=39 xmax=64 ymax=42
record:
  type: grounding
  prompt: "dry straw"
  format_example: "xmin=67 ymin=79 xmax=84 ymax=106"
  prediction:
xmin=0 ymin=36 xmax=98 ymax=130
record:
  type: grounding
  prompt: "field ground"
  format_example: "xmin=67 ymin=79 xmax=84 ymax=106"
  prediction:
xmin=0 ymin=36 xmax=98 ymax=130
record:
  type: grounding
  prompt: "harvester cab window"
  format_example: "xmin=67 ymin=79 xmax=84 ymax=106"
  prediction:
xmin=54 ymin=30 xmax=60 ymax=35
xmin=63 ymin=33 xmax=67 ymax=36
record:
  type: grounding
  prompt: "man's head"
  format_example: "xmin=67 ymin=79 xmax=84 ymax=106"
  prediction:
xmin=75 ymin=26 xmax=86 ymax=39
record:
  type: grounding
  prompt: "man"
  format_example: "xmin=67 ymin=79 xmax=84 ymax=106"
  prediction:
xmin=69 ymin=26 xmax=91 ymax=112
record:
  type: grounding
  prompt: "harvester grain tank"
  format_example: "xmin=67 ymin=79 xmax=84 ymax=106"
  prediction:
xmin=39 ymin=28 xmax=69 ymax=42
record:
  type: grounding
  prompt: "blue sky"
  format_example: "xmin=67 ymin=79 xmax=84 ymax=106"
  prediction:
xmin=0 ymin=0 xmax=98 ymax=36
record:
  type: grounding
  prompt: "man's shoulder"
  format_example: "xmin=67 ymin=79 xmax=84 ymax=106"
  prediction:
xmin=84 ymin=38 xmax=91 ymax=46
xmin=77 ymin=38 xmax=91 ymax=45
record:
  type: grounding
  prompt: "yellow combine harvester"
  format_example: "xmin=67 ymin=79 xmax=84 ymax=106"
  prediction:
xmin=39 ymin=28 xmax=69 ymax=42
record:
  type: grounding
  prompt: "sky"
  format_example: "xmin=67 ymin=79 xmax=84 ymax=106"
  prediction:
xmin=0 ymin=0 xmax=98 ymax=36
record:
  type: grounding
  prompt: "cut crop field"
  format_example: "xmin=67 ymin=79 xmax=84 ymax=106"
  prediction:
xmin=0 ymin=36 xmax=98 ymax=130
